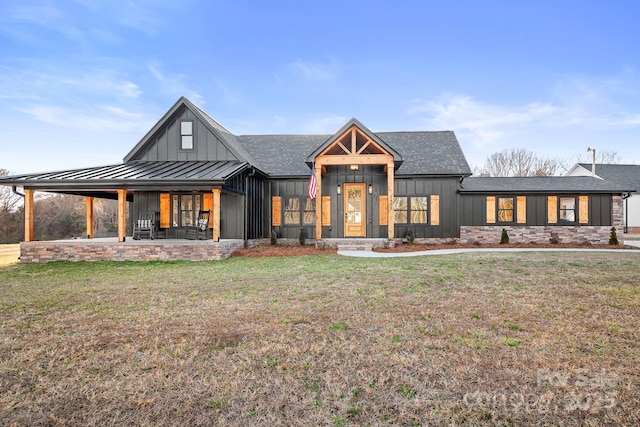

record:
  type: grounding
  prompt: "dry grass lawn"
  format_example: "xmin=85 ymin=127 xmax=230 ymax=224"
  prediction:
xmin=1 ymin=252 xmax=639 ymax=426
xmin=0 ymin=244 xmax=19 ymax=267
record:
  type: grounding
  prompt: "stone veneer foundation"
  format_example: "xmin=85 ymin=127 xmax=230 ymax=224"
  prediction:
xmin=459 ymin=225 xmax=623 ymax=245
xmin=19 ymin=239 xmax=246 ymax=263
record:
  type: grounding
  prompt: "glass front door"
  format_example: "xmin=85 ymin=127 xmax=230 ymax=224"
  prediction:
xmin=344 ymin=183 xmax=366 ymax=237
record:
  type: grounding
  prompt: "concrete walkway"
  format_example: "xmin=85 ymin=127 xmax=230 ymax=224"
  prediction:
xmin=338 ymin=241 xmax=640 ymax=258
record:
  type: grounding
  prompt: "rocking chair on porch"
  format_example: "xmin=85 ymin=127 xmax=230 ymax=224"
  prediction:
xmin=185 ymin=210 xmax=210 ymax=240
xmin=133 ymin=211 xmax=157 ymax=240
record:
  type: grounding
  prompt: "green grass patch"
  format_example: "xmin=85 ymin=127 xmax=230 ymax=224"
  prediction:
xmin=1 ymin=252 xmax=639 ymax=425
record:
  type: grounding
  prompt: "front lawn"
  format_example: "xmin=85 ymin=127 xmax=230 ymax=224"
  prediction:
xmin=1 ymin=252 xmax=638 ymax=426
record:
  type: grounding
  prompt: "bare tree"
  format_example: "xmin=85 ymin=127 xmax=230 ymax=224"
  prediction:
xmin=0 ymin=169 xmax=22 ymax=213
xmin=576 ymin=148 xmax=622 ymax=164
xmin=475 ymin=148 xmax=563 ymax=177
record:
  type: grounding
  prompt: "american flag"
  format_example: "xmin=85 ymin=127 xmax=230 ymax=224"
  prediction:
xmin=308 ymin=168 xmax=317 ymax=199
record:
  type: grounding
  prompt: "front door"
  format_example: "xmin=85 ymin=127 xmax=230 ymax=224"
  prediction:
xmin=344 ymin=183 xmax=366 ymax=237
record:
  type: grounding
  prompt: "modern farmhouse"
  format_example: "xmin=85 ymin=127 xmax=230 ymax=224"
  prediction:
xmin=0 ymin=97 xmax=632 ymax=262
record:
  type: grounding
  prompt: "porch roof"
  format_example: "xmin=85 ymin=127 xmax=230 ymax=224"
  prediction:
xmin=0 ymin=160 xmax=249 ymax=191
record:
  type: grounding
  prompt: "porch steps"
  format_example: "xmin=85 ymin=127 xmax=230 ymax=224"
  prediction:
xmin=318 ymin=238 xmax=390 ymax=251
xmin=337 ymin=243 xmax=374 ymax=251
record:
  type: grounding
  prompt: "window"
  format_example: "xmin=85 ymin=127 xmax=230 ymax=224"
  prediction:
xmin=394 ymin=197 xmax=408 ymax=223
xmin=284 ymin=197 xmax=316 ymax=225
xmin=303 ymin=198 xmax=316 ymax=224
xmin=548 ymin=195 xmax=585 ymax=224
xmin=181 ymin=121 xmax=193 ymax=149
xmin=487 ymin=195 xmax=526 ymax=224
xmin=497 ymin=197 xmax=514 ymax=222
xmin=410 ymin=196 xmax=428 ymax=223
xmin=170 ymin=193 xmax=201 ymax=227
xmin=284 ymin=198 xmax=300 ymax=224
xmin=559 ymin=197 xmax=576 ymax=222
xmin=394 ymin=196 xmax=429 ymax=224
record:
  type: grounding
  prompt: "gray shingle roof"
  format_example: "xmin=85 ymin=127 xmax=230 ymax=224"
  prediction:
xmin=0 ymin=161 xmax=248 ymax=190
xmin=460 ymin=176 xmax=633 ymax=194
xmin=577 ymin=163 xmax=640 ymax=191
xmin=238 ymin=130 xmax=471 ymax=176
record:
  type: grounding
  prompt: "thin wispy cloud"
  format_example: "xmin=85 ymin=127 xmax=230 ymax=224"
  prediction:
xmin=15 ymin=104 xmax=150 ymax=132
xmin=409 ymin=73 xmax=640 ymax=153
xmin=286 ymin=58 xmax=340 ymax=82
xmin=148 ymin=63 xmax=204 ymax=105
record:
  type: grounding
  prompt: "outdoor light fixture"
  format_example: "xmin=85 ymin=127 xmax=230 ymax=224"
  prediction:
xmin=337 ymin=184 xmax=341 ymax=195
xmin=368 ymin=184 xmax=373 ymax=194
xmin=350 ymin=164 xmax=359 ymax=171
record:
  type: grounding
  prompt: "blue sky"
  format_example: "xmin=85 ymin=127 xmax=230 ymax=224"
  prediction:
xmin=1 ymin=0 xmax=639 ymax=174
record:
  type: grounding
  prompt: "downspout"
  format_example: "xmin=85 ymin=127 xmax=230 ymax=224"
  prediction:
xmin=622 ymin=192 xmax=631 ymax=233
xmin=12 ymin=186 xmax=25 ymax=198
xmin=244 ymin=168 xmax=256 ymax=248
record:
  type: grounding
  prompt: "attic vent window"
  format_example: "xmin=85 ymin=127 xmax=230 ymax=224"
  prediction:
xmin=181 ymin=121 xmax=193 ymax=150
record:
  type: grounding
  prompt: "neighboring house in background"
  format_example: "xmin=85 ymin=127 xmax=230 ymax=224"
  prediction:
xmin=0 ymin=97 xmax=633 ymax=262
xmin=566 ymin=163 xmax=639 ymax=233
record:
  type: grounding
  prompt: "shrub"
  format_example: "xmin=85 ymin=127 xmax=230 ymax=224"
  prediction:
xmin=270 ymin=229 xmax=277 ymax=246
xmin=549 ymin=233 xmax=561 ymax=244
xmin=406 ymin=227 xmax=415 ymax=244
xmin=500 ymin=228 xmax=509 ymax=244
xmin=299 ymin=228 xmax=306 ymax=246
xmin=609 ymin=227 xmax=619 ymax=245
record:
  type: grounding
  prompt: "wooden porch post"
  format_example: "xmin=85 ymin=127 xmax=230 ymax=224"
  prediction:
xmin=315 ymin=164 xmax=322 ymax=241
xmin=387 ymin=162 xmax=395 ymax=240
xmin=85 ymin=196 xmax=94 ymax=239
xmin=24 ymin=189 xmax=34 ymax=242
xmin=117 ymin=189 xmax=127 ymax=242
xmin=212 ymin=188 xmax=221 ymax=242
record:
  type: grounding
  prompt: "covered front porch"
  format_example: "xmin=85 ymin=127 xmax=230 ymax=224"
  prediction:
xmin=19 ymin=237 xmax=246 ymax=263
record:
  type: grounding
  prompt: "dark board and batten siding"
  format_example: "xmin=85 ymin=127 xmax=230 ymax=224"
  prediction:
xmin=394 ymin=177 xmax=460 ymax=239
xmin=459 ymin=194 xmax=613 ymax=226
xmin=270 ymin=167 xmax=462 ymax=240
xmin=133 ymin=108 xmax=239 ymax=162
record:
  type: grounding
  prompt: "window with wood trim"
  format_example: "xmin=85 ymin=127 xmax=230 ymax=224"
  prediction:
xmin=394 ymin=196 xmax=431 ymax=224
xmin=547 ymin=195 xmax=587 ymax=224
xmin=283 ymin=197 xmax=315 ymax=225
xmin=486 ymin=195 xmax=526 ymax=224
xmin=180 ymin=121 xmax=193 ymax=150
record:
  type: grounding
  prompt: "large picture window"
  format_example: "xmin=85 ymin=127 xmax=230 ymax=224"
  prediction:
xmin=394 ymin=196 xmax=429 ymax=224
xmin=284 ymin=197 xmax=316 ymax=225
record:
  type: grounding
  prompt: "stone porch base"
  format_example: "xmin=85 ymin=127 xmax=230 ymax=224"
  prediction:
xmin=19 ymin=238 xmax=245 ymax=263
